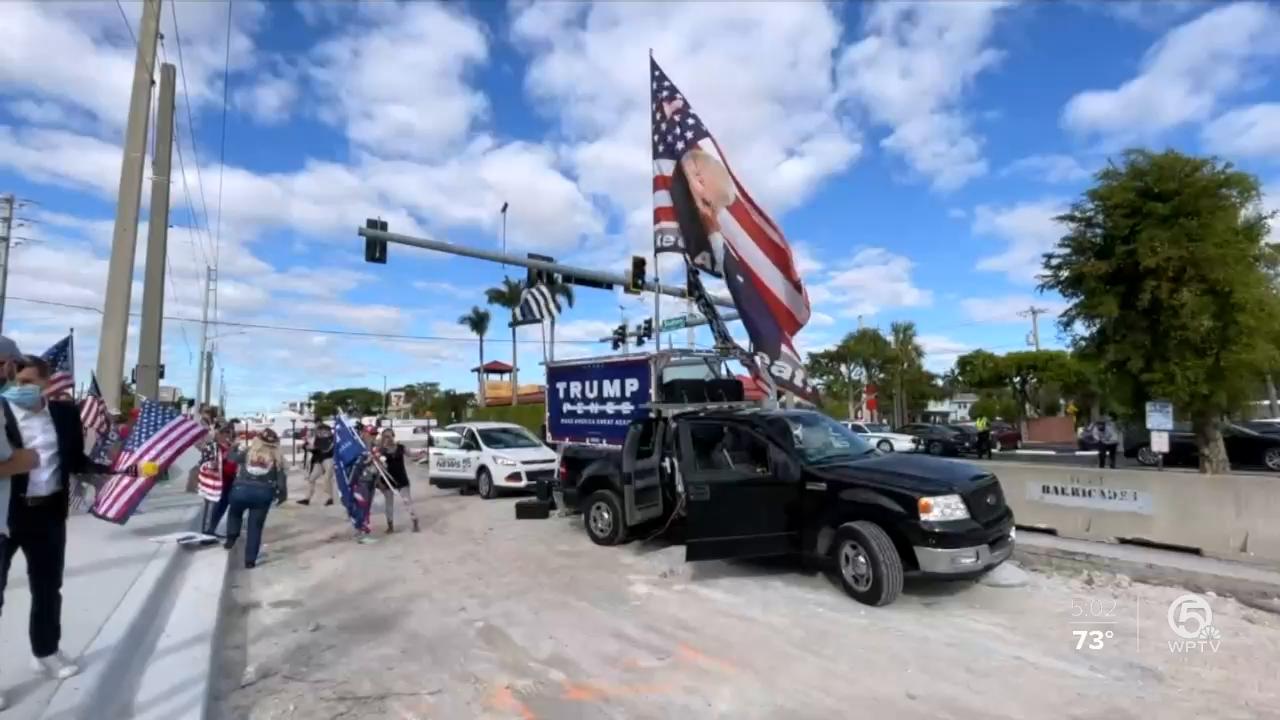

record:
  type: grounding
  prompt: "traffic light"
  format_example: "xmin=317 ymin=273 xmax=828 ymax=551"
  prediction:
xmin=610 ymin=324 xmax=627 ymax=351
xmin=364 ymin=218 xmax=388 ymax=264
xmin=635 ymin=318 xmax=653 ymax=346
xmin=526 ymin=253 xmax=555 ymax=286
xmin=626 ymin=256 xmax=646 ymax=294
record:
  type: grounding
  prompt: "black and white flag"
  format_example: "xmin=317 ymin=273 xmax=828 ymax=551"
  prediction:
xmin=512 ymin=283 xmax=561 ymax=325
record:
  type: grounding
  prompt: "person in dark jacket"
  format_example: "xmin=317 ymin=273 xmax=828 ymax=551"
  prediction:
xmin=373 ymin=428 xmax=419 ymax=533
xmin=299 ymin=422 xmax=335 ymax=506
xmin=224 ymin=428 xmax=287 ymax=568
xmin=0 ymin=351 xmax=116 ymax=690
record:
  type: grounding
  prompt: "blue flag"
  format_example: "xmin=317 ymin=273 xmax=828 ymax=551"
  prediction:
xmin=333 ymin=416 xmax=371 ymax=531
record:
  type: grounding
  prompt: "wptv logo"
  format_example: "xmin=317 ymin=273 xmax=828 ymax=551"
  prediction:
xmin=1166 ymin=594 xmax=1223 ymax=653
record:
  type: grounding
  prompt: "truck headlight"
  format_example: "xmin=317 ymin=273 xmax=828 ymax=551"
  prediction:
xmin=493 ymin=456 xmax=518 ymax=467
xmin=918 ymin=494 xmax=970 ymax=521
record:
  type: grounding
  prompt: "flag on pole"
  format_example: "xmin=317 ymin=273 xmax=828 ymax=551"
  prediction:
xmin=333 ymin=416 xmax=371 ymax=531
xmin=512 ymin=283 xmax=561 ymax=324
xmin=649 ymin=56 xmax=814 ymax=399
xmin=40 ymin=334 xmax=75 ymax=399
xmin=80 ymin=373 xmax=108 ymax=437
xmin=91 ymin=400 xmax=208 ymax=525
xmin=197 ymin=442 xmax=223 ymax=502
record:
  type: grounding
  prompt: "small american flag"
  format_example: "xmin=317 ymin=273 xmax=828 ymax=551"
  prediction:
xmin=91 ymin=400 xmax=208 ymax=525
xmin=40 ymin=334 xmax=74 ymax=399
xmin=80 ymin=373 xmax=108 ymax=437
xmin=197 ymin=442 xmax=223 ymax=502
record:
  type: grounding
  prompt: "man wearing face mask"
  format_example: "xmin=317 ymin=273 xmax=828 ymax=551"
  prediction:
xmin=0 ymin=343 xmax=115 ymax=694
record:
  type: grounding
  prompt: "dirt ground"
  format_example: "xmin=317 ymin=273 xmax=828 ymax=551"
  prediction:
xmin=212 ymin=466 xmax=1280 ymax=720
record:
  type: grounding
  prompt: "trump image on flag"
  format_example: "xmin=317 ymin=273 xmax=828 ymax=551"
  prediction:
xmin=650 ymin=56 xmax=815 ymax=399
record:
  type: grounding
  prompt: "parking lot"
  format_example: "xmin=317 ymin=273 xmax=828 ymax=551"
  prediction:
xmin=213 ymin=466 xmax=1280 ymax=720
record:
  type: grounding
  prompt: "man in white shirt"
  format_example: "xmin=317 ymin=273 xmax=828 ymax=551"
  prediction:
xmin=0 ymin=346 xmax=114 ymax=703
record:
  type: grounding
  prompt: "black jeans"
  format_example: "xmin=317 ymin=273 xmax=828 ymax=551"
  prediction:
xmin=0 ymin=500 xmax=68 ymax=658
xmin=1098 ymin=443 xmax=1118 ymax=469
xmin=976 ymin=431 xmax=992 ymax=459
xmin=225 ymin=482 xmax=274 ymax=566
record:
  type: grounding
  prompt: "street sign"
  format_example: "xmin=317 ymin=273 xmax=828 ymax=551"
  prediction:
xmin=1145 ymin=400 xmax=1174 ymax=431
xmin=661 ymin=314 xmax=703 ymax=331
xmin=1150 ymin=430 xmax=1170 ymax=454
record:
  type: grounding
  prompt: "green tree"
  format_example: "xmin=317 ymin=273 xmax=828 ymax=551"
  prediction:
xmin=887 ymin=321 xmax=924 ymax=425
xmin=457 ymin=306 xmax=491 ymax=403
xmin=955 ymin=349 xmax=1005 ymax=391
xmin=309 ymin=387 xmax=383 ymax=419
xmin=807 ymin=328 xmax=891 ymax=419
xmin=485 ymin=278 xmax=525 ymax=407
xmin=429 ymin=390 xmax=476 ymax=425
xmin=1041 ymin=149 xmax=1280 ymax=473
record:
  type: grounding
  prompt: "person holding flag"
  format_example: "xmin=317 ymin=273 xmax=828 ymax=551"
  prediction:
xmin=372 ymin=428 xmax=420 ymax=533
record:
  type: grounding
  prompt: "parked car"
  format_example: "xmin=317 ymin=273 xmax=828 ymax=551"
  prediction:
xmin=429 ymin=422 xmax=558 ymax=497
xmin=1124 ymin=422 xmax=1280 ymax=471
xmin=842 ymin=421 xmax=919 ymax=453
xmin=955 ymin=421 xmax=1021 ymax=452
xmin=895 ymin=423 xmax=974 ymax=456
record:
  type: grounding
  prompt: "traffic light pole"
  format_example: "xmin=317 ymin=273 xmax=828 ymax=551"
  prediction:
xmin=357 ymin=226 xmax=736 ymax=310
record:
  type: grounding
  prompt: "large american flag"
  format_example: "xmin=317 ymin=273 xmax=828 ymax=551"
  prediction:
xmin=91 ymin=400 xmax=207 ymax=525
xmin=40 ymin=334 xmax=75 ymax=399
xmin=649 ymin=56 xmax=814 ymax=399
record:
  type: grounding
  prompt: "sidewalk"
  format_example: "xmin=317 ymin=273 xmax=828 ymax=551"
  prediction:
xmin=1 ymin=483 xmax=228 ymax=720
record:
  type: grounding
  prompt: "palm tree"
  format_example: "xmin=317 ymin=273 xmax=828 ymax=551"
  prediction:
xmin=485 ymin=278 xmax=525 ymax=406
xmin=458 ymin=307 xmax=491 ymax=404
xmin=889 ymin=321 xmax=924 ymax=426
xmin=546 ymin=280 xmax=575 ymax=362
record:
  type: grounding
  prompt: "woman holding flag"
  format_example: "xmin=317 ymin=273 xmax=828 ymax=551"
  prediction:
xmin=374 ymin=428 xmax=420 ymax=533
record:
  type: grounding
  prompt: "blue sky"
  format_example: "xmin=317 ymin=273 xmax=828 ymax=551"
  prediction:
xmin=2 ymin=0 xmax=1279 ymax=415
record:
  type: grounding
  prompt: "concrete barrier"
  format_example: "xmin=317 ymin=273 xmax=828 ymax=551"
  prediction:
xmin=979 ymin=461 xmax=1280 ymax=565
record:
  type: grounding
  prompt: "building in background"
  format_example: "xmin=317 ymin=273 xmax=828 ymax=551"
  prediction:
xmin=923 ymin=392 xmax=979 ymax=424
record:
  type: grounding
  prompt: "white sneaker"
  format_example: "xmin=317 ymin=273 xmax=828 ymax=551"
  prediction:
xmin=32 ymin=651 xmax=80 ymax=680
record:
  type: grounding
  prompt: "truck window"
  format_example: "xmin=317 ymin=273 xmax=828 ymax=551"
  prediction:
xmin=635 ymin=421 xmax=658 ymax=459
xmin=688 ymin=424 xmax=769 ymax=474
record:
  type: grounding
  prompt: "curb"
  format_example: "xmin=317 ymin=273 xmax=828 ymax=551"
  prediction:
xmin=1014 ymin=532 xmax=1280 ymax=603
xmin=39 ymin=500 xmax=232 ymax=720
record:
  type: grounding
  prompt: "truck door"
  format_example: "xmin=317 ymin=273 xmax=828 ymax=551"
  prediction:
xmin=621 ymin=418 xmax=664 ymax=525
xmin=679 ymin=421 xmax=801 ymax=562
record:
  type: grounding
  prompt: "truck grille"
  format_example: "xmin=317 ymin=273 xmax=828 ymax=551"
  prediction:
xmin=964 ymin=479 xmax=1007 ymax=525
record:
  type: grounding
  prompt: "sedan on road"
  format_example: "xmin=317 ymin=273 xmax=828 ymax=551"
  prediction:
xmin=1124 ymin=422 xmax=1280 ymax=471
xmin=895 ymin=423 xmax=974 ymax=457
xmin=842 ymin=421 xmax=919 ymax=453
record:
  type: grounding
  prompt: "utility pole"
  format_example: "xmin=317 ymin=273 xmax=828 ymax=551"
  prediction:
xmin=98 ymin=0 xmax=163 ymax=411
xmin=202 ymin=349 xmax=213 ymax=408
xmin=135 ymin=63 xmax=176 ymax=400
xmin=1020 ymin=306 xmax=1048 ymax=351
xmin=0 ymin=194 xmax=13 ymax=333
xmin=194 ymin=266 xmax=214 ymax=411
xmin=219 ymin=366 xmax=226 ymax=416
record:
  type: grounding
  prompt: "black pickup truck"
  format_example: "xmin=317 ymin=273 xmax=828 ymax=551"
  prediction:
xmin=558 ymin=407 xmax=1014 ymax=606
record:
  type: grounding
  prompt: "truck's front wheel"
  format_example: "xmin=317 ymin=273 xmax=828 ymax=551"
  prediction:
xmin=584 ymin=490 xmax=627 ymax=546
xmin=832 ymin=521 xmax=903 ymax=607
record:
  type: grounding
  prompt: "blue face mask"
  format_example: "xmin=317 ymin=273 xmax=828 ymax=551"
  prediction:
xmin=3 ymin=384 xmax=43 ymax=410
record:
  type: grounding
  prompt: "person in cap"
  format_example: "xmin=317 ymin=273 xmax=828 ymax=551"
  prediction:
xmin=224 ymin=427 xmax=287 ymax=568
xmin=0 ymin=341 xmax=116 ymax=700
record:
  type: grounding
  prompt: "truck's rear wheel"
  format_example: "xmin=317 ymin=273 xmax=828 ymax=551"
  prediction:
xmin=832 ymin=521 xmax=903 ymax=607
xmin=584 ymin=490 xmax=627 ymax=546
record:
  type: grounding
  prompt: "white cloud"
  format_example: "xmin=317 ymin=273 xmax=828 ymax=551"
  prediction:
xmin=309 ymin=1 xmax=488 ymax=159
xmin=1062 ymin=2 xmax=1280 ymax=143
xmin=1081 ymin=0 xmax=1209 ymax=31
xmin=0 ymin=124 xmax=123 ymax=196
xmin=234 ymin=63 xmax=300 ymax=125
xmin=512 ymin=1 xmax=861 ymax=229
xmin=791 ymin=242 xmax=825 ymax=276
xmin=1002 ymin=154 xmax=1090 ymax=184
xmin=810 ymin=248 xmax=933 ymax=318
xmin=412 ymin=281 xmax=484 ymax=301
xmin=972 ymin=199 xmax=1069 ymax=284
xmin=1202 ymin=103 xmax=1280 ymax=159
xmin=919 ymin=334 xmax=972 ymax=372
xmin=959 ymin=296 xmax=1066 ymax=324
xmin=947 ymin=208 xmax=967 ymax=220
xmin=837 ymin=1 xmax=1010 ymax=191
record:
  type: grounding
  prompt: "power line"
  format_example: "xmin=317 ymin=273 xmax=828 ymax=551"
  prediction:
xmin=114 ymin=0 xmax=136 ymax=44
xmin=168 ymin=0 xmax=215 ymax=262
xmin=214 ymin=0 xmax=232 ymax=280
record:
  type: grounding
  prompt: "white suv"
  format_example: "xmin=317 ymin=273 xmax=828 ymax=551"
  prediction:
xmin=428 ymin=422 xmax=557 ymax=499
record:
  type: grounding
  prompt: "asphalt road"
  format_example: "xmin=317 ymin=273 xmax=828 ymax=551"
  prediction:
xmin=976 ymin=447 xmax=1280 ymax=476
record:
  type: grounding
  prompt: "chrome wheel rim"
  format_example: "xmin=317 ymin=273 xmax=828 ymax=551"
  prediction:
xmin=479 ymin=473 xmax=491 ymax=495
xmin=1137 ymin=447 xmax=1157 ymax=466
xmin=878 ymin=440 xmax=892 ymax=453
xmin=839 ymin=540 xmax=873 ymax=592
xmin=589 ymin=501 xmax=613 ymax=538
xmin=1265 ymin=448 xmax=1280 ymax=471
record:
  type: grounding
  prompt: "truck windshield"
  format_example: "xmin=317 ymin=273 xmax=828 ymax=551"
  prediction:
xmin=479 ymin=427 xmax=543 ymax=449
xmin=780 ymin=413 xmax=875 ymax=464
